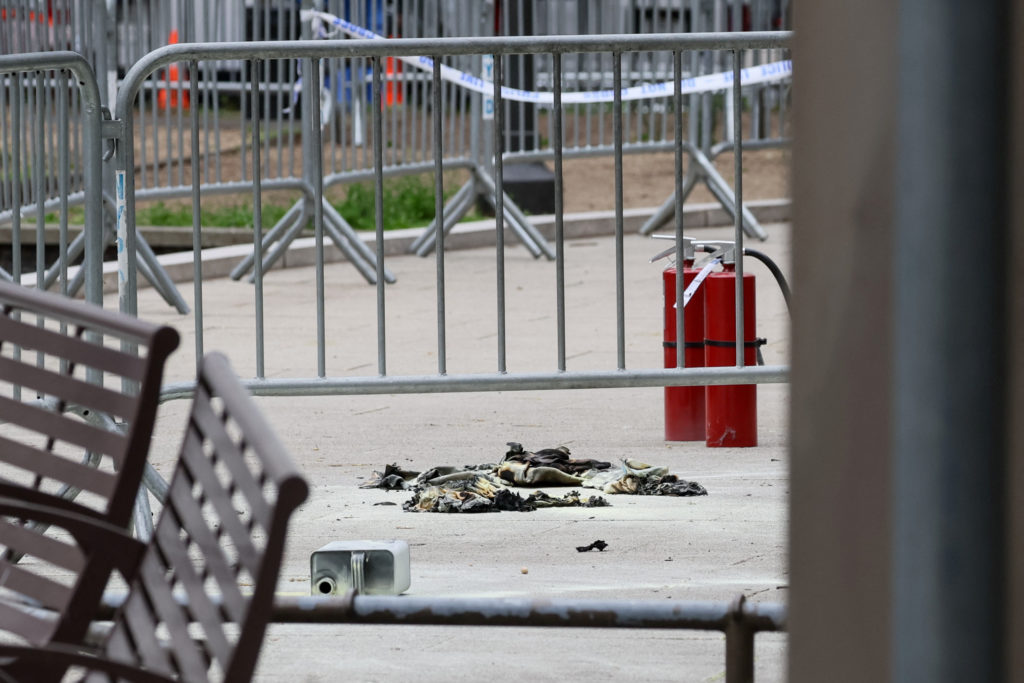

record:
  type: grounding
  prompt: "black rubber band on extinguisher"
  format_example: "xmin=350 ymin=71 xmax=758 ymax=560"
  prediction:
xmin=703 ymin=337 xmax=768 ymax=348
xmin=662 ymin=341 xmax=705 ymax=350
xmin=705 ymin=337 xmax=769 ymax=365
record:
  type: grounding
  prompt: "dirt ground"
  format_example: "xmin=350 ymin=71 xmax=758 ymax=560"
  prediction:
xmin=130 ymin=106 xmax=790 ymax=222
xmin=134 ymin=144 xmax=789 ymax=220
xmin=560 ymin=147 xmax=790 ymax=212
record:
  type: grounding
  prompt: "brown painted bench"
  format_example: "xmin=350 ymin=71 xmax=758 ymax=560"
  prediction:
xmin=0 ymin=352 xmax=309 ymax=681
xmin=0 ymin=281 xmax=180 ymax=654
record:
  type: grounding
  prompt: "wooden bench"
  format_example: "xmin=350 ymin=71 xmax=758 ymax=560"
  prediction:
xmin=0 ymin=352 xmax=309 ymax=681
xmin=0 ymin=280 xmax=179 ymax=654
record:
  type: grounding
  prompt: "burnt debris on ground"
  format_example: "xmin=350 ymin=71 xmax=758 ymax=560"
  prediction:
xmin=576 ymin=540 xmax=609 ymax=553
xmin=360 ymin=443 xmax=708 ymax=513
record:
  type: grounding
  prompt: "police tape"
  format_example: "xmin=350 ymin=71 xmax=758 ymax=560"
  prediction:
xmin=301 ymin=9 xmax=791 ymax=106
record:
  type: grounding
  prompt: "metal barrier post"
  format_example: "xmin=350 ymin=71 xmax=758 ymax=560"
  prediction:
xmin=725 ymin=595 xmax=756 ymax=683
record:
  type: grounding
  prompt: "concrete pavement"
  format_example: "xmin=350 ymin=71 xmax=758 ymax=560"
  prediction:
xmin=130 ymin=217 xmax=791 ymax=682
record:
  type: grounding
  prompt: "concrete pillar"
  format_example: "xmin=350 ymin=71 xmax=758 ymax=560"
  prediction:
xmin=788 ymin=1 xmax=897 ymax=680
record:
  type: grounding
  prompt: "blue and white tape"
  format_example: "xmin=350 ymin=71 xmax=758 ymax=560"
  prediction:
xmin=303 ymin=9 xmax=792 ymax=106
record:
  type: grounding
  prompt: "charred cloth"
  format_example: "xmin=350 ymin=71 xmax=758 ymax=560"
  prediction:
xmin=362 ymin=443 xmax=707 ymax=513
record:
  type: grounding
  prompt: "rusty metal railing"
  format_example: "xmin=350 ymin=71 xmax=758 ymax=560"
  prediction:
xmin=100 ymin=591 xmax=785 ymax=683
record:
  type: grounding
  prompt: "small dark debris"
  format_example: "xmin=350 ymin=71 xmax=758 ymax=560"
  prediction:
xmin=492 ymin=488 xmax=536 ymax=512
xmin=576 ymin=540 xmax=609 ymax=553
xmin=373 ymin=501 xmax=397 ymax=506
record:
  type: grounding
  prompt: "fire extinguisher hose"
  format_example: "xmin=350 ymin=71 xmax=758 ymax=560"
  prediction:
xmin=742 ymin=248 xmax=792 ymax=313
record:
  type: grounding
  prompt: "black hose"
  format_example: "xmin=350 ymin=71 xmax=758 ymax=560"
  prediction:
xmin=743 ymin=248 xmax=791 ymax=313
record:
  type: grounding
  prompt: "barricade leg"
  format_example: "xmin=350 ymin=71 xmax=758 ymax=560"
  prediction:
xmin=639 ymin=166 xmax=700 ymax=234
xmin=690 ymin=148 xmax=767 ymax=241
xmin=246 ymin=203 xmax=311 ymax=282
xmin=135 ymin=231 xmax=190 ymax=313
xmin=231 ymin=200 xmax=306 ymax=280
xmin=474 ymin=168 xmax=554 ymax=260
xmin=413 ymin=186 xmax=477 ymax=257
xmin=409 ymin=177 xmax=475 ymax=255
xmin=322 ymin=200 xmax=397 ymax=284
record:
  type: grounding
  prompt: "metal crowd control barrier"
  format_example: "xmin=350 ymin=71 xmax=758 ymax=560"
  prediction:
xmin=4 ymin=1 xmax=790 ymax=300
xmin=490 ymin=0 xmax=792 ymax=241
xmin=0 ymin=1 xmax=189 ymax=311
xmin=0 ymin=50 xmax=172 ymax=563
xmin=112 ymin=31 xmax=791 ymax=401
xmin=0 ymin=51 xmax=104 ymax=307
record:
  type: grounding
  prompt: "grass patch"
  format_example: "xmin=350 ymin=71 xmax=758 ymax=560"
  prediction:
xmin=137 ymin=202 xmax=290 ymax=228
xmin=334 ymin=175 xmax=443 ymax=231
xmin=44 ymin=174 xmax=471 ymax=231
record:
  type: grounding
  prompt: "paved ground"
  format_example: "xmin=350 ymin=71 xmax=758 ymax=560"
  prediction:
xmin=131 ymin=219 xmax=791 ymax=682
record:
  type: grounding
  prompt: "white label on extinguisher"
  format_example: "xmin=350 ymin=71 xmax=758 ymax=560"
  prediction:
xmin=675 ymin=259 xmax=720 ymax=309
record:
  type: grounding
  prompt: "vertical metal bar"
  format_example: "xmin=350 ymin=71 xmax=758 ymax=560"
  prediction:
xmin=732 ymin=51 xmax=744 ymax=368
xmin=115 ymin=76 xmax=133 ymax=317
xmin=57 ymin=71 xmax=69 ymax=299
xmin=326 ymin=56 xmax=338 ymax=177
xmin=358 ymin=10 xmax=368 ymax=172
xmin=409 ymin=0 xmax=421 ymax=162
xmin=251 ymin=59 xmax=266 ymax=380
xmin=621 ymin=20 xmax=633 ymax=150
xmin=389 ymin=45 xmax=400 ymax=169
xmin=1 ymin=76 xmax=8 ymax=213
xmin=305 ymin=58 xmax=327 ymax=378
xmin=725 ymin=621 xmax=755 ymax=683
xmin=493 ymin=53 xmax=507 ymax=374
xmin=240 ymin=44 xmax=249 ymax=184
xmin=647 ymin=8 xmax=658 ymax=143
xmin=470 ymin=53 xmax=481 ymax=168
xmin=515 ymin=0 xmax=525 ymax=151
xmin=163 ymin=30 xmax=172 ymax=189
xmin=674 ymin=50 xmax=685 ymax=368
xmin=189 ymin=61 xmax=204 ymax=375
xmin=45 ymin=63 xmax=56 ymax=211
xmin=613 ymin=52 xmax=625 ymax=370
xmin=553 ymin=52 xmax=566 ymax=372
xmin=152 ymin=51 xmax=162 ymax=187
xmin=202 ymin=54 xmax=210 ymax=185
xmin=175 ymin=53 xmax=184 ymax=190
xmin=446 ymin=57 xmax=459 ymax=158
xmin=276 ymin=57 xmax=285 ymax=179
xmin=340 ymin=56 xmax=350 ymax=173
xmin=432 ymin=56 xmax=446 ymax=375
xmin=213 ymin=8 xmax=223 ymax=184
xmin=11 ymin=73 xmax=22 ymax=286
xmin=400 ymin=0 xmax=410 ymax=165
xmin=372 ymin=56 xmax=387 ymax=377
xmin=34 ymin=70 xmax=45 ymax=289
xmin=79 ymin=58 xmax=101 ymax=312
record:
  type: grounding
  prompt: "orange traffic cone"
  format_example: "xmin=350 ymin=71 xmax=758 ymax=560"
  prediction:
xmin=385 ymin=54 xmax=403 ymax=107
xmin=158 ymin=30 xmax=189 ymax=110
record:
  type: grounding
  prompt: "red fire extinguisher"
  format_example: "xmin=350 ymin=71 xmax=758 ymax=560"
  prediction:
xmin=663 ymin=238 xmax=706 ymax=441
xmin=704 ymin=245 xmax=763 ymax=447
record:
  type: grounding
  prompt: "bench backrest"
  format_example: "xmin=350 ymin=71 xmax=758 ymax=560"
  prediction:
xmin=0 ymin=281 xmax=179 ymax=645
xmin=102 ymin=352 xmax=308 ymax=682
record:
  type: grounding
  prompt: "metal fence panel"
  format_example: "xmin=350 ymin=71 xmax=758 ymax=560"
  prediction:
xmin=3 ymin=2 xmax=791 ymax=294
xmin=112 ymin=32 xmax=790 ymax=403
xmin=0 ymin=51 xmax=104 ymax=306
